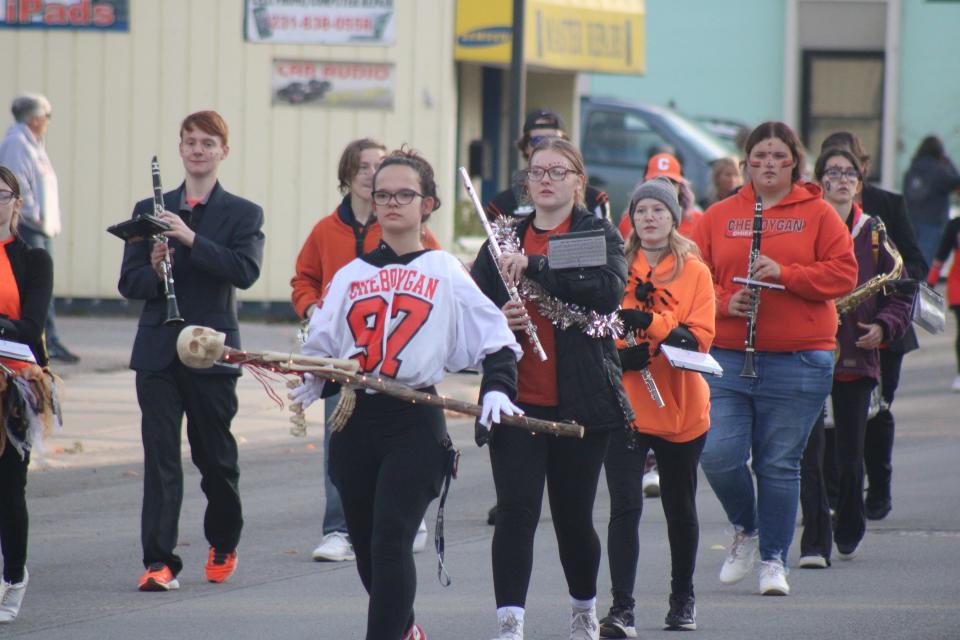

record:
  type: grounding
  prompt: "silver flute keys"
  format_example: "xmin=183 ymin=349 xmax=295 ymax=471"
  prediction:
xmin=458 ymin=167 xmax=548 ymax=361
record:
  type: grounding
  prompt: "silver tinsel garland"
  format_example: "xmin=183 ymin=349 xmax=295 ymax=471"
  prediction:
xmin=490 ymin=218 xmax=623 ymax=339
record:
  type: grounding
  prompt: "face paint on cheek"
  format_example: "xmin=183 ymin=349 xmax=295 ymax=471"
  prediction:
xmin=823 ymin=180 xmax=832 ymax=193
xmin=779 ymin=159 xmax=794 ymax=168
xmin=748 ymin=159 xmax=762 ymax=168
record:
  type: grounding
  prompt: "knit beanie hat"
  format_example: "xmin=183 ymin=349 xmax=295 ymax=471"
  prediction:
xmin=628 ymin=176 xmax=682 ymax=228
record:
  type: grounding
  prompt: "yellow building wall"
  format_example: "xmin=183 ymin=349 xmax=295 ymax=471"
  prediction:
xmin=0 ymin=0 xmax=457 ymax=303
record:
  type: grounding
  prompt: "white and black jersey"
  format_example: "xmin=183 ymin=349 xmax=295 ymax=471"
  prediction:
xmin=305 ymin=243 xmax=521 ymax=395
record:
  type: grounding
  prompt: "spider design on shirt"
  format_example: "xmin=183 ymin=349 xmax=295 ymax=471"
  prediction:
xmin=633 ymin=270 xmax=677 ymax=312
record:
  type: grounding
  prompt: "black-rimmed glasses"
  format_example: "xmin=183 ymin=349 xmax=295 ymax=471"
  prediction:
xmin=527 ymin=166 xmax=580 ymax=182
xmin=0 ymin=190 xmax=17 ymax=205
xmin=372 ymin=189 xmax=425 ymax=206
xmin=823 ymin=168 xmax=860 ymax=181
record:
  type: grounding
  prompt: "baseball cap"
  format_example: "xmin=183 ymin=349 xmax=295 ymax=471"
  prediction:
xmin=645 ymin=153 xmax=684 ymax=183
xmin=523 ymin=109 xmax=565 ymax=134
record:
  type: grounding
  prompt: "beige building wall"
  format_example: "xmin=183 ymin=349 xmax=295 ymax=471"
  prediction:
xmin=0 ymin=0 xmax=457 ymax=304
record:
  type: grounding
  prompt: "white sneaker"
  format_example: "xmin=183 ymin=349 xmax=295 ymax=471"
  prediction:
xmin=836 ymin=541 xmax=861 ymax=561
xmin=798 ymin=554 xmax=828 ymax=569
xmin=758 ymin=559 xmax=790 ymax=596
xmin=413 ymin=519 xmax=428 ymax=554
xmin=719 ymin=530 xmax=759 ymax=584
xmin=570 ymin=606 xmax=600 ymax=640
xmin=952 ymin=375 xmax=960 ymax=392
xmin=641 ymin=469 xmax=661 ymax=498
xmin=491 ymin=608 xmax=524 ymax=640
xmin=311 ymin=531 xmax=355 ymax=562
xmin=0 ymin=568 xmax=28 ymax=623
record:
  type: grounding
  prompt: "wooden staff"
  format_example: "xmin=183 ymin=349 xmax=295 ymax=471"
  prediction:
xmin=177 ymin=326 xmax=584 ymax=439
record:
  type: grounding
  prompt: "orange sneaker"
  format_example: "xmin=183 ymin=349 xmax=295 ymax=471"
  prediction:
xmin=138 ymin=563 xmax=180 ymax=592
xmin=205 ymin=548 xmax=237 ymax=583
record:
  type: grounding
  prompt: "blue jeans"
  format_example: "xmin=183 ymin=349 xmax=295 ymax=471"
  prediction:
xmin=700 ymin=348 xmax=834 ymax=564
xmin=322 ymin=392 xmax=348 ymax=535
xmin=914 ymin=221 xmax=944 ymax=268
xmin=18 ymin=226 xmax=60 ymax=343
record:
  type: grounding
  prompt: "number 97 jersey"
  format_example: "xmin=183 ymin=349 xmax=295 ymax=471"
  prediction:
xmin=303 ymin=246 xmax=522 ymax=390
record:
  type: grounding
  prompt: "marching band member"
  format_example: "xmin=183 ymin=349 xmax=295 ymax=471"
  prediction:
xmin=798 ymin=148 xmax=913 ymax=568
xmin=599 ymin=177 xmax=715 ymax=636
xmin=290 ymin=138 xmax=440 ymax=562
xmin=118 ymin=111 xmax=265 ymax=591
xmin=471 ymin=138 xmax=631 ymax=640
xmin=927 ymin=214 xmax=960 ymax=391
xmin=0 ymin=166 xmax=60 ymax=623
xmin=291 ymin=148 xmax=522 ymax=640
xmin=691 ymin=122 xmax=857 ymax=596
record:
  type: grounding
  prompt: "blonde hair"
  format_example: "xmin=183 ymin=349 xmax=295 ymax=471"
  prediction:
xmin=527 ymin=137 xmax=587 ymax=208
xmin=623 ymin=223 xmax=701 ymax=285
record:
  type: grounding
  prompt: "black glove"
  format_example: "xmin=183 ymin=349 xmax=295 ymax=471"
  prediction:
xmin=661 ymin=325 xmax=699 ymax=351
xmin=618 ymin=308 xmax=653 ymax=332
xmin=474 ymin=420 xmax=491 ymax=447
xmin=618 ymin=343 xmax=651 ymax=371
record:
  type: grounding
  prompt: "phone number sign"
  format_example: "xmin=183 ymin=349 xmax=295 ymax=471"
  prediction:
xmin=246 ymin=0 xmax=395 ymax=45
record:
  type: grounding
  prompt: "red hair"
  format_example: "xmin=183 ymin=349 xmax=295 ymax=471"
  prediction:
xmin=180 ymin=110 xmax=229 ymax=146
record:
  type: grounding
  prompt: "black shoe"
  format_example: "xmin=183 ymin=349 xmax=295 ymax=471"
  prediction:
xmin=487 ymin=504 xmax=497 ymax=526
xmin=599 ymin=604 xmax=636 ymax=638
xmin=665 ymin=592 xmax=696 ymax=631
xmin=865 ymin=500 xmax=891 ymax=521
xmin=47 ymin=340 xmax=80 ymax=363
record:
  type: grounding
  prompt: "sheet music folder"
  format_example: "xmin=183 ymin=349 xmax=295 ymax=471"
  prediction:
xmin=0 ymin=339 xmax=37 ymax=364
xmin=660 ymin=344 xmax=723 ymax=377
xmin=107 ymin=215 xmax=170 ymax=243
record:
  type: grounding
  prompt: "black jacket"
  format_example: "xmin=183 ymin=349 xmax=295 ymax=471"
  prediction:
xmin=470 ymin=206 xmax=633 ymax=433
xmin=0 ymin=237 xmax=52 ymax=367
xmin=487 ymin=183 xmax=611 ymax=222
xmin=118 ymin=182 xmax=265 ymax=374
xmin=862 ymin=184 xmax=926 ymax=353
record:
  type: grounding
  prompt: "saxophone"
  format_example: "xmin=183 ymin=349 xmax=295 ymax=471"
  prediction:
xmin=835 ymin=221 xmax=905 ymax=319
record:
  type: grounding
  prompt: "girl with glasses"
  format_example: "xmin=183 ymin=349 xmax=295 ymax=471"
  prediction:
xmin=471 ymin=138 xmax=631 ymax=640
xmin=0 ymin=166 xmax=61 ymax=623
xmin=291 ymin=148 xmax=522 ymax=640
xmin=797 ymin=148 xmax=913 ymax=568
xmin=290 ymin=139 xmax=441 ymax=564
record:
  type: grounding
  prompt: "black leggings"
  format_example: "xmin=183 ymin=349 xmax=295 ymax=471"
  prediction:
xmin=489 ymin=403 xmax=611 ymax=607
xmin=0 ymin=444 xmax=29 ymax=584
xmin=954 ymin=307 xmax=960 ymax=373
xmin=604 ymin=428 xmax=705 ymax=603
xmin=329 ymin=391 xmax=449 ymax=640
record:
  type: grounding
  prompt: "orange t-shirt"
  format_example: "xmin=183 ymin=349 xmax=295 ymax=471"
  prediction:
xmin=0 ymin=237 xmax=28 ymax=372
xmin=516 ymin=217 xmax=571 ymax=406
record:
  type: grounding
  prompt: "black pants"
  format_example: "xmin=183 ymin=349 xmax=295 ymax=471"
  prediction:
xmin=604 ymin=428 xmax=705 ymax=604
xmin=832 ymin=378 xmax=875 ymax=548
xmin=136 ymin=363 xmax=241 ymax=576
xmin=0 ymin=445 xmax=29 ymax=584
xmin=329 ymin=391 xmax=448 ymax=640
xmin=489 ymin=403 xmax=611 ymax=607
xmin=800 ymin=408 xmax=833 ymax=561
xmin=863 ymin=349 xmax=904 ymax=507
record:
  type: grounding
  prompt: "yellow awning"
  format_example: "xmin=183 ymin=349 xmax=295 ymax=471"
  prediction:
xmin=455 ymin=0 xmax=645 ymax=75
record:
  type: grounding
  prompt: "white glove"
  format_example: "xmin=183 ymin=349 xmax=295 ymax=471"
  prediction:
xmin=480 ymin=390 xmax=523 ymax=427
xmin=288 ymin=372 xmax=325 ymax=410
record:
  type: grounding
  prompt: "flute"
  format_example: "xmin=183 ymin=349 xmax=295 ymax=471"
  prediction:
xmin=458 ymin=167 xmax=547 ymax=361
xmin=624 ymin=329 xmax=665 ymax=408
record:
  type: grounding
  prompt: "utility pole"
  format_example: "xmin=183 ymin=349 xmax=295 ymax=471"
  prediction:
xmin=507 ymin=0 xmax=526 ymax=178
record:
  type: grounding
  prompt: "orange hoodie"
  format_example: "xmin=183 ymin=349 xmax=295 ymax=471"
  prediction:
xmin=621 ymin=251 xmax=715 ymax=442
xmin=692 ymin=182 xmax=858 ymax=352
xmin=290 ymin=198 xmax=440 ymax=318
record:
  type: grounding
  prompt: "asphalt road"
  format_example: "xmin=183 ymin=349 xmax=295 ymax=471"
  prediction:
xmin=4 ymin=314 xmax=959 ymax=639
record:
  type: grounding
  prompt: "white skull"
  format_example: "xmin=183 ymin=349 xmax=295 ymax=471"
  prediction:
xmin=177 ymin=326 xmax=227 ymax=368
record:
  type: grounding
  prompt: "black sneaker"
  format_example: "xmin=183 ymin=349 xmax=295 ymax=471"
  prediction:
xmin=47 ymin=339 xmax=80 ymax=363
xmin=665 ymin=592 xmax=696 ymax=631
xmin=865 ymin=499 xmax=891 ymax=521
xmin=487 ymin=504 xmax=497 ymax=526
xmin=599 ymin=604 xmax=636 ymax=638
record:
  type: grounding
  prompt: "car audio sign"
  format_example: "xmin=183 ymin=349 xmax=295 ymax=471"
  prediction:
xmin=273 ymin=60 xmax=395 ymax=109
xmin=246 ymin=0 xmax=395 ymax=45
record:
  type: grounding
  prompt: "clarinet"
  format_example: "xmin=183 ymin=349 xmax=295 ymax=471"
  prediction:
xmin=623 ymin=329 xmax=665 ymax=408
xmin=151 ymin=157 xmax=184 ymax=326
xmin=458 ymin=167 xmax=547 ymax=361
xmin=739 ymin=195 xmax=764 ymax=378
